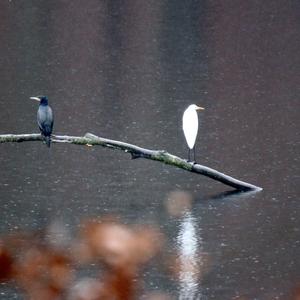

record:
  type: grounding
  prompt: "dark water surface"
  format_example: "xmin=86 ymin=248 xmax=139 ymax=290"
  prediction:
xmin=0 ymin=1 xmax=299 ymax=299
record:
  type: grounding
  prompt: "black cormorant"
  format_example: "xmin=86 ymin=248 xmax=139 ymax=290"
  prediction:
xmin=30 ymin=96 xmax=54 ymax=147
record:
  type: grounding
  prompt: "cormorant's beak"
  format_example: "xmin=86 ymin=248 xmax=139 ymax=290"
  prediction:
xmin=196 ymin=106 xmax=205 ymax=111
xmin=30 ymin=97 xmax=40 ymax=102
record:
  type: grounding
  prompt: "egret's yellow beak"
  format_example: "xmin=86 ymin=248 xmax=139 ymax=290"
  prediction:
xmin=30 ymin=97 xmax=40 ymax=102
xmin=196 ymin=106 xmax=205 ymax=111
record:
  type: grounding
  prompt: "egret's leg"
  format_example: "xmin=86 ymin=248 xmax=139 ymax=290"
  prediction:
xmin=188 ymin=149 xmax=191 ymax=162
xmin=193 ymin=146 xmax=196 ymax=162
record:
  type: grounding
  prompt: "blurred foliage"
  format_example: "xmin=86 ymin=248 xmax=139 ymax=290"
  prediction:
xmin=0 ymin=218 xmax=168 ymax=300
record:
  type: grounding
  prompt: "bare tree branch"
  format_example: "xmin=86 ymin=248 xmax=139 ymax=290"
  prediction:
xmin=0 ymin=133 xmax=262 ymax=192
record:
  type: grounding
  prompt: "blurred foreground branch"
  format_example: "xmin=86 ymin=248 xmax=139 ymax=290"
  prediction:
xmin=0 ymin=133 xmax=262 ymax=192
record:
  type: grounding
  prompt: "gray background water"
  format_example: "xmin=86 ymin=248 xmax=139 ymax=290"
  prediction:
xmin=0 ymin=1 xmax=299 ymax=299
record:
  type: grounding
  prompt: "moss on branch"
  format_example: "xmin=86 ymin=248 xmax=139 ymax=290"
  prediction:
xmin=0 ymin=133 xmax=262 ymax=192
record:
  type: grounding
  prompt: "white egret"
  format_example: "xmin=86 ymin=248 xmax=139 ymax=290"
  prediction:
xmin=182 ymin=104 xmax=204 ymax=162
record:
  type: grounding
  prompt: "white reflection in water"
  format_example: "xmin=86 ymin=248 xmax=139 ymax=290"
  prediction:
xmin=177 ymin=211 xmax=204 ymax=300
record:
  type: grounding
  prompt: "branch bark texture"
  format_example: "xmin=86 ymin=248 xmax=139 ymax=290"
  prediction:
xmin=0 ymin=133 xmax=262 ymax=192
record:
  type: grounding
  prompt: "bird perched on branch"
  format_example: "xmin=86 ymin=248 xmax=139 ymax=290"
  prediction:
xmin=30 ymin=96 xmax=54 ymax=147
xmin=182 ymin=104 xmax=204 ymax=162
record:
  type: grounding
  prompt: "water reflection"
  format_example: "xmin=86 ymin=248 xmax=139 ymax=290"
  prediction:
xmin=208 ymin=189 xmax=261 ymax=201
xmin=177 ymin=211 xmax=202 ymax=300
xmin=0 ymin=0 xmax=299 ymax=299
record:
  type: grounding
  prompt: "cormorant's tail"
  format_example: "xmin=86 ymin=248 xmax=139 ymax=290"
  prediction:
xmin=45 ymin=136 xmax=51 ymax=148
